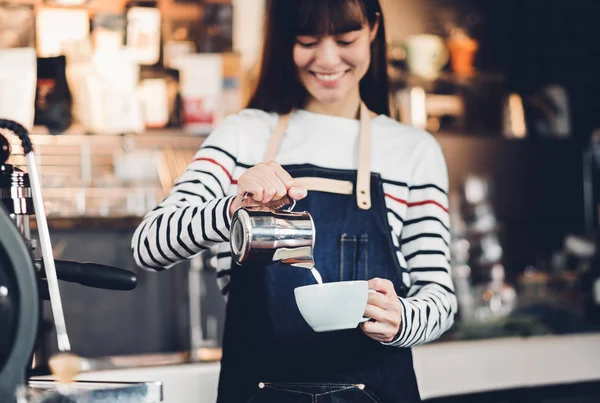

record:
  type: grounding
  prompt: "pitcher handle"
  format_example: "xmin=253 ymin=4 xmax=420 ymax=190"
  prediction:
xmin=279 ymin=198 xmax=296 ymax=212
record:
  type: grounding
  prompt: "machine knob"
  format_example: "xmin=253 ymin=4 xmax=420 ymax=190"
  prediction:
xmin=0 ymin=134 xmax=10 ymax=165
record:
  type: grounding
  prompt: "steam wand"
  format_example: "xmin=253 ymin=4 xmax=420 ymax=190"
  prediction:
xmin=0 ymin=119 xmax=71 ymax=352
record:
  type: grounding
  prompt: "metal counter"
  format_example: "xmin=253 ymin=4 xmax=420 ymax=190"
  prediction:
xmin=22 ymin=380 xmax=163 ymax=403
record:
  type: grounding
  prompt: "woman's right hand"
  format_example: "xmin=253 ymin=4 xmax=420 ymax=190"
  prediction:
xmin=228 ymin=161 xmax=307 ymax=217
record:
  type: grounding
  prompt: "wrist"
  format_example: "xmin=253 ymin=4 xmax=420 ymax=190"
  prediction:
xmin=381 ymin=298 xmax=406 ymax=346
xmin=228 ymin=196 xmax=241 ymax=219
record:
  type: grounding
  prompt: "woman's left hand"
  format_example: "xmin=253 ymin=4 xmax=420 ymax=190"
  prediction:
xmin=360 ymin=278 xmax=403 ymax=343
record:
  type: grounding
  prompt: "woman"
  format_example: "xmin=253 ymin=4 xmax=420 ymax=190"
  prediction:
xmin=132 ymin=0 xmax=457 ymax=401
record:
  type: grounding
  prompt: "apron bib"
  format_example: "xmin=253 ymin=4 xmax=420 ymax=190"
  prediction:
xmin=217 ymin=104 xmax=421 ymax=403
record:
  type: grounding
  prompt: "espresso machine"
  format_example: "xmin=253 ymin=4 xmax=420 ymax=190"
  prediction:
xmin=0 ymin=119 xmax=162 ymax=403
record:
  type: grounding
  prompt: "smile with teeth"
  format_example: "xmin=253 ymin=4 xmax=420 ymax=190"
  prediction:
xmin=312 ymin=70 xmax=348 ymax=82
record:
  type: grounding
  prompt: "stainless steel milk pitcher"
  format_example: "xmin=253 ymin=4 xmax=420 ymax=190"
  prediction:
xmin=229 ymin=201 xmax=315 ymax=269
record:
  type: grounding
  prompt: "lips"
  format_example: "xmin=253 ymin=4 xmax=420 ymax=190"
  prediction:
xmin=312 ymin=71 xmax=345 ymax=81
xmin=310 ymin=69 xmax=350 ymax=87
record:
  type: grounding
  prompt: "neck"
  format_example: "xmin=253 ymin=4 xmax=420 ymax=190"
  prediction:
xmin=303 ymin=90 xmax=361 ymax=119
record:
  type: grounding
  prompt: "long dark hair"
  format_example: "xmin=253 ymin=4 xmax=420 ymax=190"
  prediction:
xmin=247 ymin=0 xmax=390 ymax=116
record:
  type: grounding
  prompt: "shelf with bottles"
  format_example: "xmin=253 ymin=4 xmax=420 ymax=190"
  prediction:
xmin=389 ymin=68 xmax=507 ymax=93
xmin=433 ymin=130 xmax=586 ymax=145
xmin=5 ymin=0 xmax=208 ymax=19
xmin=392 ymin=78 xmax=508 ymax=137
xmin=1 ymin=1 xmax=232 ymax=60
xmin=1 ymin=0 xmax=240 ymax=137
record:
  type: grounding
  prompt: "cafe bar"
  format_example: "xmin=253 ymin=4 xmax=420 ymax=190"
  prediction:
xmin=0 ymin=0 xmax=599 ymax=402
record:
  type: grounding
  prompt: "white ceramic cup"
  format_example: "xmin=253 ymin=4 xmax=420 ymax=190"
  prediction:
xmin=294 ymin=280 xmax=372 ymax=332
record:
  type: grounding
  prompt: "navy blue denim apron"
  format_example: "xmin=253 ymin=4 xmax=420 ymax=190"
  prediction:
xmin=217 ymin=107 xmax=421 ymax=403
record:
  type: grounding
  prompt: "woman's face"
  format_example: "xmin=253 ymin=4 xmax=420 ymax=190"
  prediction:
xmin=293 ymin=22 xmax=378 ymax=107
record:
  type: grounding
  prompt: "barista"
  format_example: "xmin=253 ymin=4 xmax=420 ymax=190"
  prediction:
xmin=132 ymin=0 xmax=457 ymax=401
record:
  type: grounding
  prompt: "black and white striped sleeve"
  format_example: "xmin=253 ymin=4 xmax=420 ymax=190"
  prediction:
xmin=131 ymin=115 xmax=240 ymax=271
xmin=385 ymin=139 xmax=457 ymax=347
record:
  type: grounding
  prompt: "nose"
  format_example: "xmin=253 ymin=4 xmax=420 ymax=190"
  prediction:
xmin=314 ymin=38 xmax=342 ymax=69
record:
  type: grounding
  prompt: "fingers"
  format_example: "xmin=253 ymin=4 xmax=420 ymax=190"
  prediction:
xmin=238 ymin=179 xmax=265 ymax=202
xmin=237 ymin=161 xmax=307 ymax=204
xmin=361 ymin=278 xmax=403 ymax=343
xmin=269 ymin=164 xmax=307 ymax=199
xmin=367 ymin=278 xmax=398 ymax=297
xmin=364 ymin=302 xmax=387 ymax=323
xmin=256 ymin=163 xmax=287 ymax=202
xmin=269 ymin=161 xmax=294 ymax=188
xmin=288 ymin=186 xmax=308 ymax=200
xmin=364 ymin=292 xmax=399 ymax=323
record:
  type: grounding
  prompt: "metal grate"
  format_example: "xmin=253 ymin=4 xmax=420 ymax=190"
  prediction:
xmin=4 ymin=127 xmax=204 ymax=217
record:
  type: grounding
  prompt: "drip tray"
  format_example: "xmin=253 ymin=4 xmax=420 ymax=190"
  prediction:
xmin=20 ymin=380 xmax=163 ymax=403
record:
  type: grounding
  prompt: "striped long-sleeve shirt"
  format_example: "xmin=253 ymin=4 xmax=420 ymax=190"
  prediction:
xmin=132 ymin=108 xmax=457 ymax=347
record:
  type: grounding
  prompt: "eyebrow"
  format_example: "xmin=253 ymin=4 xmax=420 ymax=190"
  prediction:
xmin=331 ymin=24 xmax=364 ymax=35
xmin=296 ymin=24 xmax=364 ymax=37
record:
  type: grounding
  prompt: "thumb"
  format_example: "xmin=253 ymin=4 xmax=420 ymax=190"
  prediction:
xmin=288 ymin=186 xmax=308 ymax=200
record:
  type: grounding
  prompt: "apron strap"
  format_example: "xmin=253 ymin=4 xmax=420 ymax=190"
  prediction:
xmin=294 ymin=177 xmax=353 ymax=195
xmin=263 ymin=103 xmax=372 ymax=210
xmin=356 ymin=102 xmax=372 ymax=209
xmin=263 ymin=112 xmax=292 ymax=162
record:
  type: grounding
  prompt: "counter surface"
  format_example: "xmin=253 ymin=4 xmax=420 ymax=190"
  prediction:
xmin=34 ymin=333 xmax=600 ymax=403
xmin=413 ymin=332 xmax=600 ymax=399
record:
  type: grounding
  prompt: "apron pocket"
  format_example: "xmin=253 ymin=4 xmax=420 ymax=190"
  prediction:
xmin=247 ymin=382 xmax=384 ymax=403
xmin=357 ymin=234 xmax=369 ymax=281
xmin=339 ymin=234 xmax=357 ymax=282
xmin=339 ymin=234 xmax=369 ymax=282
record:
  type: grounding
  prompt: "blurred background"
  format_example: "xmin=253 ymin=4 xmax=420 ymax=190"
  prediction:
xmin=1 ymin=0 xmax=600 ymax=402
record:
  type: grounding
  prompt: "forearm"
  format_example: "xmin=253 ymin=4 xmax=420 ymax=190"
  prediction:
xmin=132 ymin=195 xmax=235 ymax=271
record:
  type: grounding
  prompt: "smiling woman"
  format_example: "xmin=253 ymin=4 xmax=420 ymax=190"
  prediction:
xmin=248 ymin=0 xmax=390 ymax=116
xmin=294 ymin=21 xmax=378 ymax=114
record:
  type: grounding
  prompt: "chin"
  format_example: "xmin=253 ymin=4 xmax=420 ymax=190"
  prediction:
xmin=310 ymin=90 xmax=346 ymax=105
xmin=316 ymin=96 xmax=344 ymax=105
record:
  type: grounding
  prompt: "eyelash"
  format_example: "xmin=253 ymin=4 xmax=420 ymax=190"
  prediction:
xmin=297 ymin=42 xmax=318 ymax=48
xmin=297 ymin=39 xmax=356 ymax=48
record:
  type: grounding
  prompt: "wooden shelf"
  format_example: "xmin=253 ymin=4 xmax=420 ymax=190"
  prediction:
xmin=9 ymin=0 xmax=208 ymax=19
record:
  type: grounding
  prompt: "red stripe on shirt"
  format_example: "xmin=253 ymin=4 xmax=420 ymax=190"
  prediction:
xmin=385 ymin=193 xmax=448 ymax=213
xmin=193 ymin=157 xmax=234 ymax=182
xmin=385 ymin=193 xmax=408 ymax=205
